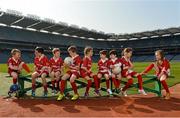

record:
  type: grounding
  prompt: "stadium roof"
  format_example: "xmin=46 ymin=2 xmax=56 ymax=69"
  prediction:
xmin=0 ymin=9 xmax=180 ymax=41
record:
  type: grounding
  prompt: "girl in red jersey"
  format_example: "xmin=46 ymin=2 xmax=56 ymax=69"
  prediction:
xmin=97 ymin=50 xmax=112 ymax=95
xmin=57 ymin=46 xmax=81 ymax=101
xmin=120 ymin=48 xmax=147 ymax=96
xmin=49 ymin=48 xmax=64 ymax=95
xmin=7 ymin=49 xmax=31 ymax=84
xmin=141 ymin=50 xmax=171 ymax=99
xmin=31 ymin=47 xmax=49 ymax=97
xmin=81 ymin=46 xmax=100 ymax=98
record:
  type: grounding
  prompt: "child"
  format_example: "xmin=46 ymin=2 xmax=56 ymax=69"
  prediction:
xmin=31 ymin=47 xmax=49 ymax=97
xmin=80 ymin=46 xmax=100 ymax=98
xmin=120 ymin=47 xmax=147 ymax=96
xmin=57 ymin=45 xmax=81 ymax=101
xmin=8 ymin=49 xmax=31 ymax=84
xmin=108 ymin=50 xmax=122 ymax=94
xmin=141 ymin=50 xmax=170 ymax=99
xmin=97 ymin=50 xmax=112 ymax=95
xmin=49 ymin=48 xmax=63 ymax=95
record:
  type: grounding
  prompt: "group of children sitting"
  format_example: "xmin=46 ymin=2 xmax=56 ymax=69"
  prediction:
xmin=7 ymin=46 xmax=171 ymax=100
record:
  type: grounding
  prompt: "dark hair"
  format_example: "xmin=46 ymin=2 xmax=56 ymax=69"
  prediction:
xmin=122 ymin=47 xmax=133 ymax=56
xmin=35 ymin=47 xmax=44 ymax=54
xmin=84 ymin=46 xmax=93 ymax=55
xmin=68 ymin=45 xmax=77 ymax=53
xmin=109 ymin=50 xmax=117 ymax=56
xmin=11 ymin=49 xmax=21 ymax=55
xmin=99 ymin=50 xmax=107 ymax=55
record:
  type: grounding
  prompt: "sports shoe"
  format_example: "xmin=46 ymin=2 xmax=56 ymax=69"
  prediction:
xmin=31 ymin=90 xmax=35 ymax=97
xmin=94 ymin=89 xmax=101 ymax=96
xmin=107 ymin=89 xmax=113 ymax=95
xmin=57 ymin=93 xmax=65 ymax=101
xmin=71 ymin=94 xmax=79 ymax=101
xmin=164 ymin=92 xmax=170 ymax=100
xmin=43 ymin=91 xmax=48 ymax=97
xmin=138 ymin=89 xmax=147 ymax=95
xmin=84 ymin=92 xmax=89 ymax=98
xmin=120 ymin=88 xmax=127 ymax=97
xmin=52 ymin=89 xmax=57 ymax=95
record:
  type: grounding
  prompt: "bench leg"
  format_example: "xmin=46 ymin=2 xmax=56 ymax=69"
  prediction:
xmin=18 ymin=77 xmax=25 ymax=97
xmin=155 ymin=80 xmax=162 ymax=97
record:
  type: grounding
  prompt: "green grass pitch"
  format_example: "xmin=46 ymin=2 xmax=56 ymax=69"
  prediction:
xmin=0 ymin=62 xmax=180 ymax=97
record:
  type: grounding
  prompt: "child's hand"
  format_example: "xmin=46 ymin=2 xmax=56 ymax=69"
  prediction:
xmin=110 ymin=65 xmax=115 ymax=69
xmin=140 ymin=72 xmax=146 ymax=75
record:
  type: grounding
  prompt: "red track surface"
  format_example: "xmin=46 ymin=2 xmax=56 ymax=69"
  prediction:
xmin=0 ymin=84 xmax=180 ymax=117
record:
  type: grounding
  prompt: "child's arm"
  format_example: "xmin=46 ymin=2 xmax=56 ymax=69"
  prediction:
xmin=141 ymin=63 xmax=154 ymax=75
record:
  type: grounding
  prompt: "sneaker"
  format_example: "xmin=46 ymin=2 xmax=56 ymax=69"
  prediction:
xmin=52 ymin=89 xmax=57 ymax=95
xmin=71 ymin=94 xmax=79 ymax=101
xmin=94 ymin=89 xmax=101 ymax=96
xmin=57 ymin=93 xmax=65 ymax=101
xmin=120 ymin=88 xmax=127 ymax=97
xmin=31 ymin=90 xmax=35 ymax=97
xmin=164 ymin=93 xmax=170 ymax=100
xmin=107 ymin=89 xmax=113 ymax=95
xmin=138 ymin=89 xmax=147 ymax=95
xmin=84 ymin=92 xmax=89 ymax=98
xmin=43 ymin=91 xmax=48 ymax=97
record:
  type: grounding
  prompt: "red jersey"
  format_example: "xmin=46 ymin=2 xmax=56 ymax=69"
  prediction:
xmin=69 ymin=55 xmax=82 ymax=72
xmin=144 ymin=58 xmax=170 ymax=76
xmin=7 ymin=57 xmax=22 ymax=74
xmin=120 ymin=56 xmax=133 ymax=73
xmin=34 ymin=55 xmax=49 ymax=71
xmin=81 ymin=56 xmax=92 ymax=71
xmin=98 ymin=58 xmax=109 ymax=73
xmin=49 ymin=57 xmax=63 ymax=72
xmin=108 ymin=58 xmax=122 ymax=69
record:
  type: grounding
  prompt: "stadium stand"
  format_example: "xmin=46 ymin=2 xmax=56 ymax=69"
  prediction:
xmin=0 ymin=9 xmax=180 ymax=63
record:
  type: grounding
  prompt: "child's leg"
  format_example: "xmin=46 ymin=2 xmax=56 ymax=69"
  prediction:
xmin=69 ymin=74 xmax=78 ymax=94
xmin=94 ymin=74 xmax=101 ymax=90
xmin=54 ymin=71 xmax=61 ymax=89
xmin=122 ymin=76 xmax=134 ymax=91
xmin=160 ymin=74 xmax=170 ymax=93
xmin=85 ymin=76 xmax=92 ymax=94
xmin=10 ymin=72 xmax=18 ymax=84
xmin=41 ymin=73 xmax=48 ymax=92
xmin=131 ymin=72 xmax=143 ymax=90
xmin=31 ymin=72 xmax=39 ymax=91
xmin=60 ymin=73 xmax=70 ymax=94
xmin=50 ymin=71 xmax=56 ymax=90
xmin=111 ymin=74 xmax=118 ymax=89
xmin=104 ymin=74 xmax=110 ymax=89
xmin=116 ymin=74 xmax=122 ymax=88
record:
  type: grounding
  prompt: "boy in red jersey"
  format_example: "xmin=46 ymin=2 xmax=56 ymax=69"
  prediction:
xmin=141 ymin=50 xmax=171 ymax=99
xmin=31 ymin=47 xmax=49 ymax=97
xmin=57 ymin=46 xmax=81 ymax=101
xmin=120 ymin=48 xmax=147 ymax=96
xmin=81 ymin=47 xmax=100 ymax=98
xmin=97 ymin=50 xmax=112 ymax=95
xmin=108 ymin=50 xmax=122 ymax=94
xmin=49 ymin=48 xmax=63 ymax=95
xmin=8 ymin=49 xmax=31 ymax=84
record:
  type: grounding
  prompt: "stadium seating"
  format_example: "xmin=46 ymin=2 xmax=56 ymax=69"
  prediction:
xmin=0 ymin=25 xmax=180 ymax=63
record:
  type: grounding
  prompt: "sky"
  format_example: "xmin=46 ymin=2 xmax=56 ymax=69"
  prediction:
xmin=0 ymin=0 xmax=179 ymax=34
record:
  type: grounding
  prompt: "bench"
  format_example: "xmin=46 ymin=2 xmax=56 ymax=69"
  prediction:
xmin=16 ymin=74 xmax=174 ymax=98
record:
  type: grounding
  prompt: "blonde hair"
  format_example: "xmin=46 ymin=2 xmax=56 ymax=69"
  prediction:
xmin=11 ymin=49 xmax=21 ymax=56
